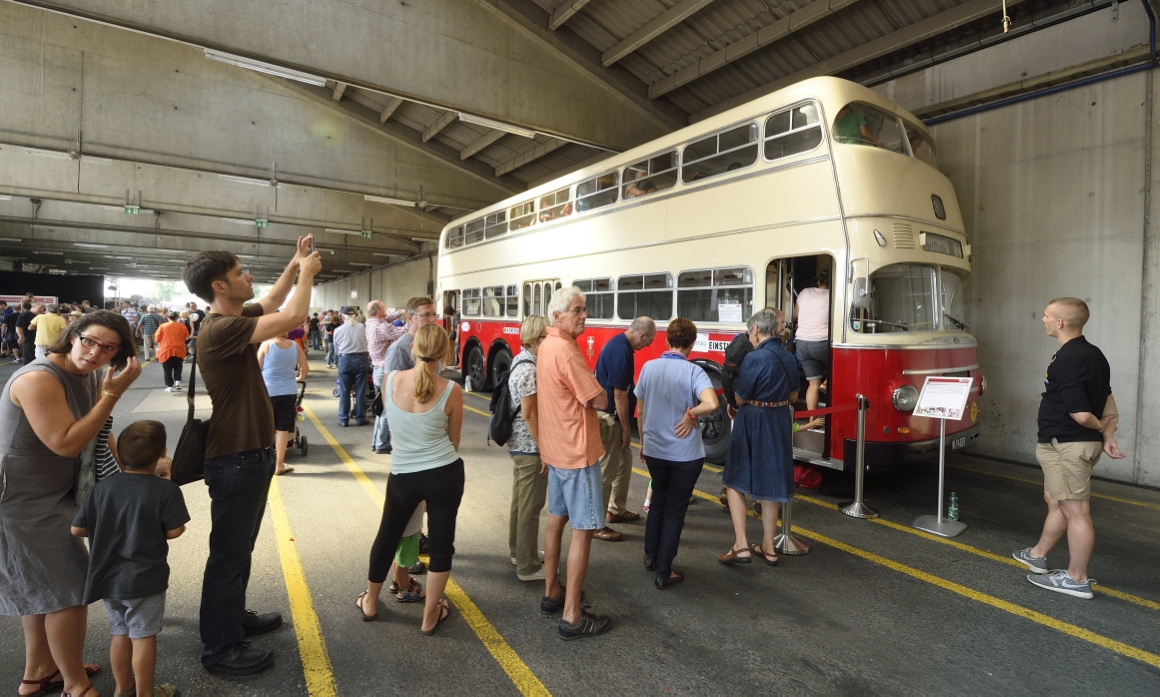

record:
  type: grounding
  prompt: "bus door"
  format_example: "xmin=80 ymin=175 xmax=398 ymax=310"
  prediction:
xmin=766 ymin=255 xmax=834 ymax=458
xmin=521 ymin=279 xmax=562 ymax=319
xmin=443 ymin=289 xmax=461 ymax=365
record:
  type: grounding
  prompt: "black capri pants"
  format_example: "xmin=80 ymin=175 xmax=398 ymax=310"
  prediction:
xmin=368 ymin=458 xmax=464 ymax=581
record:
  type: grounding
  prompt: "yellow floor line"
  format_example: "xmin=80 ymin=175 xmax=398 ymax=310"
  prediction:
xmin=268 ymin=476 xmax=338 ymax=697
xmin=950 ymin=463 xmax=1160 ymax=511
xmin=300 ymin=403 xmax=550 ymax=697
xmin=626 ymin=467 xmax=1160 ymax=668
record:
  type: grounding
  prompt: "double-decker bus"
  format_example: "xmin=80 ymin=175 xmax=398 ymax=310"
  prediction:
xmin=436 ymin=76 xmax=983 ymax=469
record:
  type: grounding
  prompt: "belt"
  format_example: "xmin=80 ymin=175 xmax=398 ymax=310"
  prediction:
xmin=746 ymin=399 xmax=791 ymax=408
xmin=339 ymin=352 xmax=369 ymax=356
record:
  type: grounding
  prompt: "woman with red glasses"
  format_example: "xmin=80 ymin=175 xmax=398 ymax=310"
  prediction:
xmin=1 ymin=311 xmax=141 ymax=697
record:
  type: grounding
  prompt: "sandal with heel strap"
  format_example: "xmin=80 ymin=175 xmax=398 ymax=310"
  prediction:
xmin=61 ymin=688 xmax=93 ymax=697
xmin=717 ymin=545 xmax=752 ymax=565
xmin=394 ymin=578 xmax=425 ymax=603
xmin=750 ymin=543 xmax=778 ymax=566
xmin=20 ymin=665 xmax=100 ymax=697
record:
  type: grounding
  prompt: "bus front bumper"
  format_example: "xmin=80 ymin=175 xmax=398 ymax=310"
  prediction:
xmin=843 ymin=423 xmax=980 ymax=468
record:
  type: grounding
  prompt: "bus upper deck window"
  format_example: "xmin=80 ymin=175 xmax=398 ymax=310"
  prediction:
xmin=576 ymin=172 xmax=619 ymax=212
xmin=509 ymin=201 xmax=536 ymax=231
xmin=446 ymin=226 xmax=464 ymax=249
xmin=464 ymin=218 xmax=485 ymax=245
xmin=623 ymin=152 xmax=677 ymax=200
xmin=833 ymin=103 xmax=905 ymax=155
xmin=539 ymin=187 xmax=573 ymax=222
xmin=903 ymin=121 xmax=938 ymax=168
xmin=682 ymin=123 xmax=759 ymax=183
xmin=764 ymin=103 xmax=823 ymax=162
xmin=485 ymin=211 xmax=508 ymax=239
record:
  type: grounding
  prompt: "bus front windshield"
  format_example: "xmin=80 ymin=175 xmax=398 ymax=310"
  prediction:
xmin=851 ymin=263 xmax=968 ymax=334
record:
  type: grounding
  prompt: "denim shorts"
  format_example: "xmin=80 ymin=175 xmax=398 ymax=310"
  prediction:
xmin=104 ymin=592 xmax=166 ymax=639
xmin=795 ymin=340 xmax=830 ymax=381
xmin=546 ymin=462 xmax=603 ymax=530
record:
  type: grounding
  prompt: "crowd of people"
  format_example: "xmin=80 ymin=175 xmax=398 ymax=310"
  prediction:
xmin=0 ymin=231 xmax=1129 ymax=693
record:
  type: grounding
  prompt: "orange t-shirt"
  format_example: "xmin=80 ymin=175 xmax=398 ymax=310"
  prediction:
xmin=154 ymin=320 xmax=189 ymax=362
xmin=535 ymin=326 xmax=605 ymax=468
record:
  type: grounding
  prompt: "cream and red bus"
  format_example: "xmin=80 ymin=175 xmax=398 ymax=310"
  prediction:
xmin=436 ymin=76 xmax=982 ymax=469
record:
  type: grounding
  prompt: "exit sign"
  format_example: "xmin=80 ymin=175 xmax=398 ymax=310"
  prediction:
xmin=124 ymin=205 xmax=140 ymax=215
xmin=360 ymin=230 xmax=372 ymax=239
xmin=255 ymin=219 xmax=268 ymax=228
xmin=127 ymin=262 xmax=137 ymax=268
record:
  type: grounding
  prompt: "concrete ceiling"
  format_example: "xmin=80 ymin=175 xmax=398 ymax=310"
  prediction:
xmin=0 ymin=0 xmax=1117 ymax=284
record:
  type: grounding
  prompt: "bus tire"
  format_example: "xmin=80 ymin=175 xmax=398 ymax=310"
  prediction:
xmin=489 ymin=347 xmax=512 ymax=392
xmin=694 ymin=361 xmax=731 ymax=466
xmin=465 ymin=344 xmax=485 ymax=393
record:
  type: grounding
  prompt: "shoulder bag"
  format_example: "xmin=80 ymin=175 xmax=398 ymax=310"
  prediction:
xmin=171 ymin=350 xmax=209 ymax=486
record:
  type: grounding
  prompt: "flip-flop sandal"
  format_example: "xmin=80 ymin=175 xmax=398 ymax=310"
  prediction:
xmin=750 ymin=543 xmax=778 ymax=566
xmin=420 ymin=599 xmax=451 ymax=636
xmin=355 ymin=590 xmax=377 ymax=621
xmin=396 ymin=579 xmax=425 ymax=603
xmin=275 ymin=467 xmax=294 ymax=475
xmin=718 ymin=545 xmax=752 ymax=565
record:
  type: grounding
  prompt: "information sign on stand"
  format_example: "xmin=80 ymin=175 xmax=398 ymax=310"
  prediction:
xmin=912 ymin=377 xmax=972 ymax=538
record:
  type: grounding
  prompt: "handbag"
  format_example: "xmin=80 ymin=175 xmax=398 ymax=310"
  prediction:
xmin=171 ymin=350 xmax=209 ymax=486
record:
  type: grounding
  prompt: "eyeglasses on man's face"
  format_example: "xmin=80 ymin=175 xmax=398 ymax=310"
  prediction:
xmin=78 ymin=335 xmax=121 ymax=355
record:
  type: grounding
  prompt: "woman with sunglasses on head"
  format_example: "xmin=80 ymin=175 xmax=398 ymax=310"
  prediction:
xmin=1 ymin=311 xmax=141 ymax=697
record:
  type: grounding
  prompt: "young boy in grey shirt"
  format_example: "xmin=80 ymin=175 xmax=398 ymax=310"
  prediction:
xmin=72 ymin=420 xmax=190 ymax=697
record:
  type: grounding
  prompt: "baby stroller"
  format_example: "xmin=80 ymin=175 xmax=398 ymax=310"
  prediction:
xmin=332 ymin=372 xmax=378 ymax=411
xmin=289 ymin=380 xmax=308 ymax=456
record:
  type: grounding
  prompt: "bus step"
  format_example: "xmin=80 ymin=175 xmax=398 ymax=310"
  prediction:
xmin=792 ymin=447 xmax=834 ymax=469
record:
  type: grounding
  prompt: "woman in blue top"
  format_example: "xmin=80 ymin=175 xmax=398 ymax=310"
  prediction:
xmin=257 ymin=332 xmax=308 ymax=475
xmin=719 ymin=308 xmax=799 ymax=566
xmin=634 ymin=318 xmax=719 ymax=589
xmin=357 ymin=323 xmax=464 ymax=635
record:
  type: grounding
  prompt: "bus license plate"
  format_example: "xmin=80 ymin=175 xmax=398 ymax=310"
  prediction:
xmin=951 ymin=436 xmax=967 ymax=450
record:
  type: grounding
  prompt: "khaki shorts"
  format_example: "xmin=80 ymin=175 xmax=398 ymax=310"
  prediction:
xmin=1036 ymin=438 xmax=1102 ymax=500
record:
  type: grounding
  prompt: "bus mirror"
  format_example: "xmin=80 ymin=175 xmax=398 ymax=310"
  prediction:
xmin=852 ymin=277 xmax=871 ymax=309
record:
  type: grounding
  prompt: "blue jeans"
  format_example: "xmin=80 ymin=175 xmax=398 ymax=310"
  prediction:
xmin=308 ymin=328 xmax=321 ymax=350
xmin=371 ymin=364 xmax=391 ymax=450
xmin=200 ymin=448 xmax=275 ymax=662
xmin=326 ymin=339 xmax=337 ymax=366
xmin=643 ymin=456 xmax=704 ymax=577
xmin=338 ymin=353 xmax=370 ymax=424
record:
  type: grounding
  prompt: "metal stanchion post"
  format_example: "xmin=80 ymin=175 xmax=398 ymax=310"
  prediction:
xmin=913 ymin=419 xmax=967 ymax=537
xmin=774 ymin=497 xmax=809 ymax=555
xmin=840 ymin=394 xmax=879 ymax=519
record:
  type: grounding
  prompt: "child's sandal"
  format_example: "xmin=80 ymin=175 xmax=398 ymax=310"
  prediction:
xmin=396 ymin=578 xmax=425 ymax=603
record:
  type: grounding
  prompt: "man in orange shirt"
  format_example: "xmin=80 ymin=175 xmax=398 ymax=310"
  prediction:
xmin=536 ymin=286 xmax=611 ymax=641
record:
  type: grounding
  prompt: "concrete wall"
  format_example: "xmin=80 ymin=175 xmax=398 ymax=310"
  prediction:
xmin=314 ymin=255 xmax=436 ymax=315
xmin=875 ymin=4 xmax=1157 ymax=486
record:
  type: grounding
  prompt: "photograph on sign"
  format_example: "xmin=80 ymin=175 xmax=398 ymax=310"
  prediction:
xmin=913 ymin=376 xmax=973 ymax=420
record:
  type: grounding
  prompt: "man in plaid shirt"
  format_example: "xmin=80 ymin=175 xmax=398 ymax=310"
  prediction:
xmin=366 ymin=300 xmax=406 ymax=454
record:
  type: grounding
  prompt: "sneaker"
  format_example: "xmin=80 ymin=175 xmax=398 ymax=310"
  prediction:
xmin=174 ymin=382 xmax=182 ymax=390
xmin=165 ymin=386 xmax=173 ymax=392
xmin=242 ymin=609 xmax=283 ymax=636
xmin=202 ymin=642 xmax=275 ymax=675
xmin=511 ymin=552 xmax=545 ymax=566
xmin=408 ymin=561 xmax=427 ymax=575
xmin=1027 ymin=570 xmax=1095 ymax=599
xmin=642 ymin=500 xmax=651 ymax=513
xmin=1012 ymin=548 xmax=1048 ymax=574
xmin=517 ymin=567 xmax=545 ymax=582
xmin=558 ymin=610 xmax=612 ymax=641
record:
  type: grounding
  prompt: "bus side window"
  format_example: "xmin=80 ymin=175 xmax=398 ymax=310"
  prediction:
xmin=539 ymin=187 xmax=572 ymax=222
xmin=506 ymin=285 xmax=519 ymax=317
xmin=677 ymin=267 xmax=754 ymax=323
xmin=833 ymin=102 xmax=905 ymax=154
xmin=509 ymin=201 xmax=536 ymax=231
xmin=464 ymin=218 xmax=485 ymax=245
xmin=523 ymin=283 xmax=533 ymax=318
xmin=617 ymin=273 xmax=673 ymax=321
xmin=445 ymin=226 xmax=464 ymax=249
xmin=573 ymin=278 xmax=614 ymax=319
xmin=764 ymin=104 xmax=823 ymax=162
xmin=463 ymin=288 xmax=481 ymax=317
xmin=622 ymin=151 xmax=677 ymax=200
xmin=576 ymin=172 xmax=619 ymax=212
xmin=681 ymin=123 xmax=758 ymax=183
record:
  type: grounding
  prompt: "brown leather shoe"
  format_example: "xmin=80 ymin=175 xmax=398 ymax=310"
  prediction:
xmin=606 ymin=511 xmax=641 ymax=523
xmin=592 ymin=526 xmax=623 ymax=542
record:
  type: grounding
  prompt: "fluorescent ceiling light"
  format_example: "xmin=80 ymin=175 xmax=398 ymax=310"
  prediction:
xmin=83 ymin=157 xmax=112 ymax=166
xmin=324 ymin=228 xmax=361 ymax=235
xmin=218 ymin=174 xmax=279 ymax=188
xmin=74 ymin=242 xmax=109 ymax=249
xmin=0 ymin=195 xmax=12 ymax=201
xmin=238 ymin=254 xmax=259 ymax=260
xmin=24 ymin=147 xmax=72 ymax=160
xmin=105 ymin=255 xmax=134 ymax=260
xmin=349 ymin=262 xmax=372 ymax=267
xmin=91 ymin=267 xmax=110 ymax=271
xmin=38 ymin=251 xmax=65 ymax=256
xmin=372 ymin=253 xmax=393 ymax=257
xmin=204 ymin=49 xmax=327 ymax=86
xmin=97 ymin=204 xmax=154 ymax=214
xmin=457 ymin=112 xmax=536 ymax=138
xmin=0 ymin=236 xmax=21 ymax=242
xmin=222 ymin=217 xmax=254 ymax=225
xmin=364 ymin=194 xmax=415 ymax=207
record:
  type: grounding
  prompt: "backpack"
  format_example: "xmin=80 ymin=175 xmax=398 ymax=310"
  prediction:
xmin=488 ymin=356 xmax=528 ymax=446
xmin=720 ymin=333 xmax=752 ymax=408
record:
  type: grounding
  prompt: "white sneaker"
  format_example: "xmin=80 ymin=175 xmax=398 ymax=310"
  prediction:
xmin=517 ymin=567 xmax=546 ymax=582
xmin=165 ymin=386 xmax=173 ymax=392
xmin=173 ymin=382 xmax=182 ymax=391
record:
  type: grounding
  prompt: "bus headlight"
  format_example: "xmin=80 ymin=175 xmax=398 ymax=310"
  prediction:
xmin=979 ymin=374 xmax=987 ymax=397
xmin=892 ymin=385 xmax=919 ymax=412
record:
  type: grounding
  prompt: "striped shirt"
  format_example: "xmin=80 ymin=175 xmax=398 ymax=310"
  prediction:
xmin=366 ymin=311 xmax=406 ymax=367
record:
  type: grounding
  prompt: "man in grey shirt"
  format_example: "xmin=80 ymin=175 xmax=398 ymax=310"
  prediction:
xmin=334 ymin=307 xmax=369 ymax=426
xmin=383 ymin=297 xmax=439 ymax=372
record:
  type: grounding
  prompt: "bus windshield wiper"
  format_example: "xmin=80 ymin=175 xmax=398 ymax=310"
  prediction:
xmin=943 ymin=312 xmax=969 ymax=330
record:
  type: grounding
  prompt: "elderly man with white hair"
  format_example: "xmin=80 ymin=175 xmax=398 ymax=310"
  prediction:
xmin=536 ymin=286 xmax=612 ymax=641
xmin=136 ymin=304 xmax=164 ymax=361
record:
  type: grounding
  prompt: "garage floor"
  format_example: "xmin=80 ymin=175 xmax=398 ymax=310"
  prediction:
xmin=1 ymin=354 xmax=1158 ymax=695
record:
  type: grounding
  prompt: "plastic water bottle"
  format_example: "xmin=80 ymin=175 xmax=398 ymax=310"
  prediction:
xmin=948 ymin=492 xmax=959 ymax=521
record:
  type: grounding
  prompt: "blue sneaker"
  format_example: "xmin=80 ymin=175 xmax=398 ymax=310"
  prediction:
xmin=1027 ymin=570 xmax=1094 ymax=599
xmin=1012 ymin=548 xmax=1048 ymax=574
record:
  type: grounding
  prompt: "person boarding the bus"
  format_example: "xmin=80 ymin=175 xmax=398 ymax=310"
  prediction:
xmin=719 ymin=308 xmax=798 ymax=566
xmin=1013 ymin=298 xmax=1125 ymax=599
xmin=594 ymin=317 xmax=655 ymax=542
xmin=537 ymin=286 xmax=612 ymax=640
xmin=794 ymin=270 xmax=830 ymax=424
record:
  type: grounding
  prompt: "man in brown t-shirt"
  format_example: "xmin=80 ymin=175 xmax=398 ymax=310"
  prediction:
xmin=183 ymin=238 xmax=320 ymax=675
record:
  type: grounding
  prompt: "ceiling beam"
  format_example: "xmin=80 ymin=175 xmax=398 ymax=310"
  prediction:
xmin=379 ymin=96 xmax=405 ymax=123
xmin=691 ymin=0 xmax=1029 ymax=121
xmin=549 ymin=0 xmax=593 ymax=30
xmin=495 ymin=138 xmax=566 ymax=176
xmin=460 ymin=129 xmax=507 ymax=161
xmin=332 ymin=81 xmax=348 ymax=101
xmin=602 ymin=0 xmax=720 ymax=67
xmin=422 ymin=111 xmax=458 ymax=143
xmin=650 ymin=0 xmax=864 ymax=99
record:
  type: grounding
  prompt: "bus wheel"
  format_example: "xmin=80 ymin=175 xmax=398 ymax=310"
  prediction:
xmin=490 ymin=348 xmax=512 ymax=392
xmin=699 ymin=367 xmax=731 ymax=466
xmin=466 ymin=345 xmax=485 ymax=393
